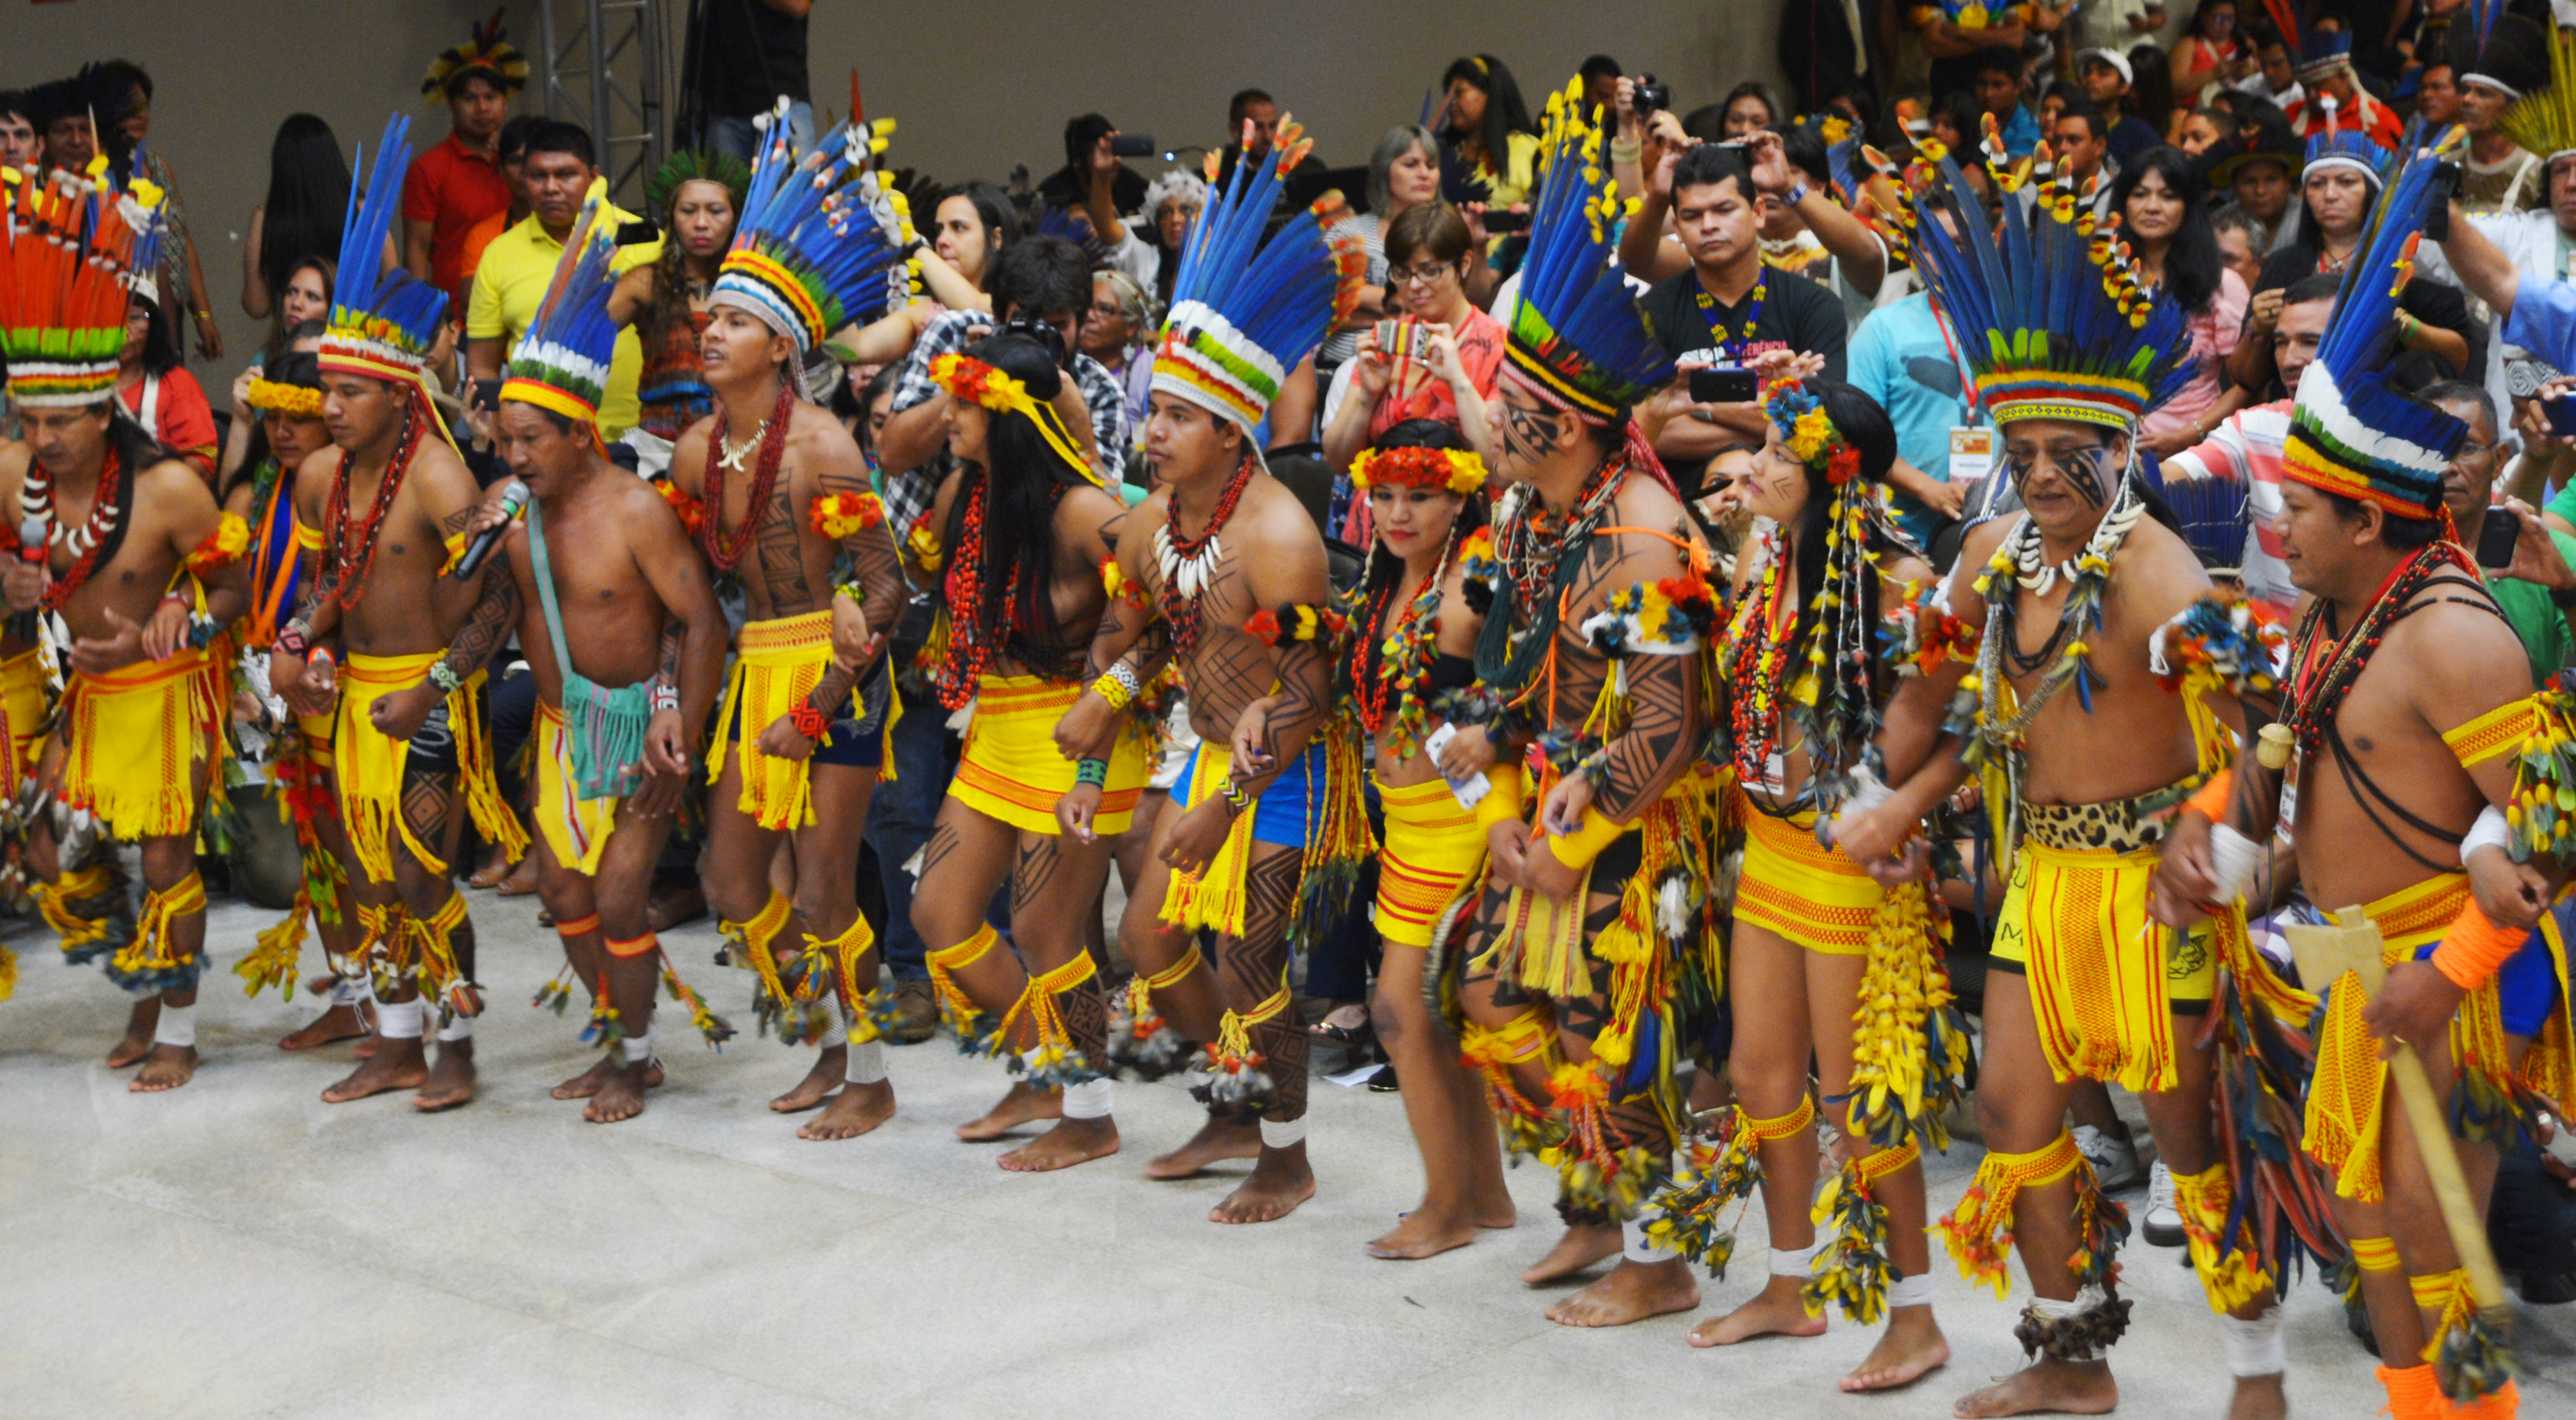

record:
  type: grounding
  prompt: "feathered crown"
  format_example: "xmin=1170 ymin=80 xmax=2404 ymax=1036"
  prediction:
xmin=2498 ymin=24 xmax=2576 ymax=168
xmin=0 ymin=158 xmax=164 ymax=408
xmin=2283 ymin=130 xmax=2471 ymax=522
xmin=2448 ymin=0 xmax=2547 ymax=102
xmin=1151 ymin=115 xmax=1365 ymax=432
xmin=423 ymin=9 xmax=529 ymax=100
xmin=710 ymin=100 xmax=915 ymax=365
xmin=1501 ymin=79 xmax=1674 ymax=425
xmin=644 ymin=148 xmax=753 ymax=220
xmin=502 ymin=180 xmax=622 ymax=427
xmin=321 ymin=114 xmax=450 ymax=385
xmin=2260 ymin=0 xmax=2352 ymax=82
xmin=2304 ymin=112 xmax=2391 ymax=181
xmin=1889 ymin=116 xmax=2191 ymax=433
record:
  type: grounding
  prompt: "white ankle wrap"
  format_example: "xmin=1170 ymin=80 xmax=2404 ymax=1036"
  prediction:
xmin=844 ymin=1037 xmax=886 ymax=1085
xmin=436 ymin=1012 xmax=474 ymax=1043
xmin=622 ymin=1030 xmax=655 ymax=1064
xmin=1769 ymin=1239 xmax=1821 ymax=1277
xmin=152 ymin=1001 xmax=197 ymax=1048
xmin=376 ymin=998 xmax=426 ymax=1039
xmin=1061 ymin=1077 xmax=1112 ymax=1119
xmin=1886 ymin=1269 xmax=1936 ymax=1309
xmin=2220 ymin=1306 xmax=2287 ymax=1377
xmin=818 ymin=1014 xmax=850 ymax=1049
xmin=328 ymin=977 xmax=365 ymax=1007
xmin=1258 ymin=1116 xmax=1306 ymax=1149
xmin=1622 ymin=1217 xmax=1680 ymax=1264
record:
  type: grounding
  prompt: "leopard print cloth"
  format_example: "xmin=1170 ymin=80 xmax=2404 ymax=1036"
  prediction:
xmin=2018 ymin=775 xmax=2207 ymax=854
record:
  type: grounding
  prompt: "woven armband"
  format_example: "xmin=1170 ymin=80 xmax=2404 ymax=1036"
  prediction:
xmin=2184 ymin=769 xmax=2234 ymax=824
xmin=2442 ymin=696 xmax=2542 ymax=770
xmin=788 ymin=701 xmax=831 ymax=742
xmin=1473 ymin=763 xmax=1526 ymax=830
xmin=2431 ymin=896 xmax=2531 ymax=991
xmin=1545 ymin=807 xmax=1629 ymax=869
xmin=1092 ymin=662 xmax=1140 ymax=711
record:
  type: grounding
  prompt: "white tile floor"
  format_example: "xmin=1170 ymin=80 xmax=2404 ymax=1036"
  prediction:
xmin=4 ymin=894 xmax=2572 ymax=1419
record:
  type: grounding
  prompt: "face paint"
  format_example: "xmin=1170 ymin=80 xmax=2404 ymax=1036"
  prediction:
xmin=2064 ymin=442 xmax=2110 ymax=508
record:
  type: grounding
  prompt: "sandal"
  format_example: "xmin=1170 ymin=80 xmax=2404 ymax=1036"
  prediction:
xmin=1308 ymin=1009 xmax=1374 ymax=1053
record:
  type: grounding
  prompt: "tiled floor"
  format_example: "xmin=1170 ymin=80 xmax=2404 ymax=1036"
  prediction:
xmin=4 ymin=894 xmax=2571 ymax=1419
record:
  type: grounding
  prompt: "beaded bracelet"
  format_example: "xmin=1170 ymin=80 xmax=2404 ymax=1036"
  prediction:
xmin=273 ymin=625 xmax=311 ymax=658
xmin=833 ymin=579 xmax=866 ymax=607
xmin=1220 ymin=779 xmax=1256 ymax=818
xmin=1075 ymin=757 xmax=1109 ymax=787
xmin=1092 ymin=661 xmax=1140 ymax=711
xmin=788 ymin=701 xmax=831 ymax=742
xmin=650 ymin=680 xmax=680 ymax=713
xmin=428 ymin=660 xmax=465 ymax=694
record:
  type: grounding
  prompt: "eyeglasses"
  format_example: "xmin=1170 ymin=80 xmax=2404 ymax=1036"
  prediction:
xmin=1391 ymin=262 xmax=1457 ymax=287
xmin=1089 ymin=301 xmax=1128 ymax=321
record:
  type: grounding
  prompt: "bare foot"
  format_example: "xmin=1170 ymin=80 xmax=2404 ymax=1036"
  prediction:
xmin=1522 ymin=1222 xmax=1621 ymax=1285
xmin=554 ymin=1053 xmax=665 ymax=1099
xmin=1547 ymin=1257 xmax=1701 ymax=1327
xmin=798 ymin=1079 xmax=895 ymax=1140
xmin=107 ymin=997 xmax=160 ymax=1068
xmin=495 ymin=857 xmax=539 ymax=895
xmin=2226 ymin=1374 xmax=2287 ymax=1420
xmin=1475 ymin=1198 xmax=1519 ymax=1231
xmin=956 ymin=1080 xmax=1061 ymax=1141
xmin=1144 ymin=1115 xmax=1262 ymax=1179
xmin=412 ymin=1039 xmax=475 ymax=1112
xmin=1953 ymin=1359 xmax=2117 ymax=1417
xmin=279 ymin=1002 xmax=371 ymax=1051
xmin=583 ymin=1060 xmax=652 ymax=1123
xmin=1688 ymin=1274 xmax=1828 ymax=1347
xmin=1367 ymin=1207 xmax=1479 ymax=1260
xmin=1841 ymin=1305 xmax=1949 ymax=1392
xmin=1211 ymin=1142 xmax=1314 ymax=1223
xmin=768 ymin=1046 xmax=846 ymax=1113
xmin=999 ymin=1116 xmax=1120 ymax=1171
xmin=322 ymin=1036 xmax=428 ymax=1102
xmin=128 ymin=1043 xmax=197 ymax=1092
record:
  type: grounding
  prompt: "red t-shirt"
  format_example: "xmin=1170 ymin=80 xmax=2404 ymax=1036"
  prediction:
xmin=401 ymin=132 xmax=512 ymax=311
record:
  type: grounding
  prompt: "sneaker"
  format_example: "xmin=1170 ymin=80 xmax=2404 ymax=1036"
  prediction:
xmin=2074 ymin=1123 xmax=2145 ymax=1192
xmin=2141 ymin=1159 xmax=2186 ymax=1248
xmin=886 ymin=978 xmax=938 ymax=1045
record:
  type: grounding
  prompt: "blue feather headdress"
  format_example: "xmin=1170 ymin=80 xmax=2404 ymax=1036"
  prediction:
xmin=2283 ymin=130 xmax=2470 ymax=522
xmin=1149 ymin=116 xmax=1365 ymax=431
xmin=710 ymin=100 xmax=915 ymax=376
xmin=501 ymin=180 xmax=621 ymax=427
xmin=321 ymin=114 xmax=450 ymax=385
xmin=1499 ymin=79 xmax=1675 ymax=425
xmin=2304 ymin=116 xmax=2390 ymax=184
xmin=1889 ymin=115 xmax=2191 ymax=434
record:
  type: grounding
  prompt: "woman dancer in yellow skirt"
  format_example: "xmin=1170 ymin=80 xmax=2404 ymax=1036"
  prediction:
xmin=910 ymin=335 xmax=1153 ymax=1172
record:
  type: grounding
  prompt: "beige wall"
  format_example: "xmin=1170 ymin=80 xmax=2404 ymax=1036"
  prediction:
xmin=10 ymin=0 xmax=1788 ymax=367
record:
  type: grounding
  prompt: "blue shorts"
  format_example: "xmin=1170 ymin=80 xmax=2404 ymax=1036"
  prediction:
xmin=1172 ymin=740 xmax=1322 ymax=848
xmin=2412 ymin=926 xmax=2564 ymax=1039
xmin=721 ymin=659 xmax=892 ymax=770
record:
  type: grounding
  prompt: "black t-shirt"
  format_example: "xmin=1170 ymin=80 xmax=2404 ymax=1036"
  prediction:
xmin=1640 ymin=264 xmax=1848 ymax=491
xmin=2254 ymin=241 xmax=2485 ymax=387
xmin=700 ymin=0 xmax=810 ymax=116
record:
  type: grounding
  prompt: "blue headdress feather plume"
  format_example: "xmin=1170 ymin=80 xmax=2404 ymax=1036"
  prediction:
xmin=503 ymin=182 xmax=622 ymax=417
xmin=711 ymin=99 xmax=915 ymax=355
xmin=1501 ymin=79 xmax=1673 ymax=420
xmin=325 ymin=114 xmax=450 ymax=370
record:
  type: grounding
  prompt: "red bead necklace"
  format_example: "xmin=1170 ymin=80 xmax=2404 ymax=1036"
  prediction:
xmin=701 ymin=378 xmax=795 ymax=574
xmin=326 ymin=400 xmax=424 ymax=609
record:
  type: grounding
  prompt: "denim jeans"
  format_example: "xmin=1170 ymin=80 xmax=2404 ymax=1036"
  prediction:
xmin=864 ymin=682 xmax=949 ymax=980
xmin=705 ymin=102 xmax=813 ymax=162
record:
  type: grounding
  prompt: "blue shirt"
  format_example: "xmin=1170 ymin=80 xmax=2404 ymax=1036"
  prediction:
xmin=1847 ymin=291 xmax=1973 ymax=544
xmin=2504 ymin=273 xmax=2576 ymax=376
xmin=1997 ymin=105 xmax=2042 ymax=159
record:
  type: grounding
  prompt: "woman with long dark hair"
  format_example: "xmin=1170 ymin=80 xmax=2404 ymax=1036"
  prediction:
xmin=1436 ymin=54 xmax=1541 ymax=206
xmin=907 ymin=333 xmax=1152 ymax=1171
xmin=608 ymin=151 xmax=749 ymax=471
xmin=222 ymin=261 xmax=335 ymax=482
xmin=116 ymin=294 xmax=217 ymax=479
xmin=243 ymin=114 xmax=351 ymax=323
xmin=2110 ymin=147 xmax=2250 ymax=455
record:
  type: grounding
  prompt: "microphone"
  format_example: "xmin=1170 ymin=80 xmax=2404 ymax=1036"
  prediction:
xmin=17 ymin=517 xmax=47 ymax=564
xmin=450 ymin=480 xmax=528 ymax=579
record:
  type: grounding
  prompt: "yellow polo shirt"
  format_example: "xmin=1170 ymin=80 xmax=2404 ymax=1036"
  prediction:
xmin=466 ymin=209 xmax=661 ymax=438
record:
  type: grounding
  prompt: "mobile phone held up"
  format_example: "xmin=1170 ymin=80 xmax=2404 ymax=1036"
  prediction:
xmin=1110 ymin=133 xmax=1156 ymax=158
xmin=1689 ymin=365 xmax=1758 ymax=405
xmin=1374 ymin=317 xmax=1424 ymax=360
xmin=2477 ymin=504 xmax=2522 ymax=571
xmin=1480 ymin=208 xmax=1531 ymax=234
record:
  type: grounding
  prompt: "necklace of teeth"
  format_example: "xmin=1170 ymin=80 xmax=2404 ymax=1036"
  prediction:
xmin=20 ymin=468 xmax=118 ymax=558
xmin=1153 ymin=522 xmax=1222 ymax=601
xmin=2012 ymin=489 xmax=2140 ymax=595
xmin=715 ymin=417 xmax=769 ymax=475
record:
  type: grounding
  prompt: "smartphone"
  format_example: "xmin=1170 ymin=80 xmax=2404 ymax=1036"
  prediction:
xmin=1374 ymin=317 xmax=1420 ymax=359
xmin=1481 ymin=208 xmax=1531 ymax=234
xmin=1110 ymin=132 xmax=1157 ymax=158
xmin=2477 ymin=504 xmax=2522 ymax=570
xmin=470 ymin=378 xmax=504 ymax=412
xmin=612 ymin=218 xmax=659 ymax=247
xmin=1689 ymin=365 xmax=1759 ymax=404
xmin=2545 ymin=392 xmax=2576 ymax=438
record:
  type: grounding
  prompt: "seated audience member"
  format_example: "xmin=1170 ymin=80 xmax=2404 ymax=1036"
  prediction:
xmin=1323 ymin=125 xmax=1443 ymax=367
xmin=116 ymin=293 xmax=219 ymax=479
xmin=1321 ymin=202 xmax=1503 ymax=514
xmin=1434 ymin=54 xmax=1542 ymax=205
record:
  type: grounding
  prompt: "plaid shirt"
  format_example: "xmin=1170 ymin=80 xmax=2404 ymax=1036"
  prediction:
xmin=882 ymin=308 xmax=1129 ymax=545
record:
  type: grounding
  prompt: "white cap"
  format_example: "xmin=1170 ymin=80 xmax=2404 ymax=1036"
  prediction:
xmin=2078 ymin=47 xmax=2136 ymax=87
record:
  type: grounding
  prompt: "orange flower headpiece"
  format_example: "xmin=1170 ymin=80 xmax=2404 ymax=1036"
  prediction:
xmin=928 ymin=351 xmax=1102 ymax=487
xmin=1348 ymin=445 xmax=1487 ymax=495
xmin=1759 ymin=376 xmax=1863 ymax=486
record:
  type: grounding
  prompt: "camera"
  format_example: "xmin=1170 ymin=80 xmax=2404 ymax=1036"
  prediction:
xmin=1631 ymin=74 xmax=1671 ymax=119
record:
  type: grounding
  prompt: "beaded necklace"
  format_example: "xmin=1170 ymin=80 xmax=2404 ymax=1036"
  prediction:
xmin=1723 ymin=534 xmax=1797 ymax=788
xmin=932 ymin=471 xmax=1016 ymax=709
xmin=1694 ymin=269 xmax=1765 ymax=358
xmin=1352 ymin=540 xmax=1453 ymax=756
xmin=325 ymin=403 xmax=424 ymax=610
xmin=1155 ymin=450 xmax=1257 ymax=659
xmin=1474 ymin=455 xmax=1632 ymax=717
xmin=2280 ymin=540 xmax=2478 ymax=756
xmin=23 ymin=445 xmax=130 ymax=613
xmin=701 ymin=378 xmax=795 ymax=574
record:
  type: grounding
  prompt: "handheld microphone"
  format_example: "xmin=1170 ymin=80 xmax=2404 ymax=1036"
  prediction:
xmin=450 ymin=480 xmax=528 ymax=579
xmin=17 ymin=517 xmax=47 ymax=564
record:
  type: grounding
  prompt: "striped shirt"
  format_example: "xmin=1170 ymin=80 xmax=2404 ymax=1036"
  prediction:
xmin=2161 ymin=398 xmax=2295 ymax=617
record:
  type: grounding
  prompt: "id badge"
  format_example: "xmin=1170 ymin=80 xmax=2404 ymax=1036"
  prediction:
xmin=1758 ymin=752 xmax=1788 ymax=797
xmin=1947 ymin=426 xmax=1995 ymax=484
xmin=1423 ymin=723 xmax=1493 ymax=810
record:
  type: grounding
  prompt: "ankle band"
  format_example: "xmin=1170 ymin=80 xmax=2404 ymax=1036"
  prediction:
xmin=377 ymin=998 xmax=426 ymax=1039
xmin=1622 ymin=1216 xmax=1680 ymax=1264
xmin=2219 ymin=1306 xmax=2286 ymax=1378
xmin=844 ymin=1037 xmax=886 ymax=1085
xmin=623 ymin=1030 xmax=655 ymax=1064
xmin=436 ymin=1012 xmax=475 ymax=1042
xmin=1885 ymin=1270 xmax=1935 ymax=1309
xmin=152 ymin=1000 xmax=197 ymax=1048
xmin=555 ymin=912 xmax=601 ymax=940
xmin=1258 ymin=1116 xmax=1306 ymax=1149
xmin=1061 ymin=1077 xmax=1113 ymax=1119
xmin=1769 ymin=1239 xmax=1821 ymax=1277
xmin=328 ymin=977 xmax=365 ymax=1007
xmin=818 ymin=1013 xmax=850 ymax=1048
xmin=604 ymin=930 xmax=658 ymax=959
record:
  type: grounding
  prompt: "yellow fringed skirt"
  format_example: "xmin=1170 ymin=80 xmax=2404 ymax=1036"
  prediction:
xmin=1373 ymin=773 xmax=1484 ymax=948
xmin=335 ymin=651 xmax=525 ymax=883
xmin=57 ymin=648 xmax=219 ymax=839
xmin=951 ymin=673 xmax=1148 ymax=835
xmin=533 ymin=699 xmax=621 ymax=876
xmin=1733 ymin=791 xmax=1880 ymax=956
xmin=709 ymin=610 xmax=845 ymax=831
xmin=0 ymin=644 xmax=50 ymax=794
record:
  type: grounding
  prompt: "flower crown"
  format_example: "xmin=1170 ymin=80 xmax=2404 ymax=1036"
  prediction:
xmin=1348 ymin=445 xmax=1487 ymax=496
xmin=928 ymin=351 xmax=1098 ymax=486
xmin=245 ymin=379 xmax=323 ymax=418
xmin=1761 ymin=378 xmax=1862 ymax=485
